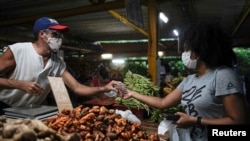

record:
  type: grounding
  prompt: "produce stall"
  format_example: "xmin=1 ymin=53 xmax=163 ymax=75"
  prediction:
xmin=0 ymin=105 xmax=159 ymax=141
xmin=0 ymin=62 xmax=187 ymax=141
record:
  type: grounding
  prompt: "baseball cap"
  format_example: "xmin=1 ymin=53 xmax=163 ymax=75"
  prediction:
xmin=33 ymin=17 xmax=69 ymax=34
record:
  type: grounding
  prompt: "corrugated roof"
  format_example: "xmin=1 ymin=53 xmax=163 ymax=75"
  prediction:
xmin=0 ymin=0 xmax=249 ymax=58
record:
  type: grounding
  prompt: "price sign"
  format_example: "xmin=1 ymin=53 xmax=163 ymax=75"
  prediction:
xmin=48 ymin=76 xmax=73 ymax=112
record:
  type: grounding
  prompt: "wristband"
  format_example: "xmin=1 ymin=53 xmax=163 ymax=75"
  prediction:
xmin=197 ymin=116 xmax=202 ymax=126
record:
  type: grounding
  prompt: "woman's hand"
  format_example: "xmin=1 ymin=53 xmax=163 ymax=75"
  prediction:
xmin=117 ymin=89 xmax=135 ymax=99
xmin=174 ymin=112 xmax=197 ymax=128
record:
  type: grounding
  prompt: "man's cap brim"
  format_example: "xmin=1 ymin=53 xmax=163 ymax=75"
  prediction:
xmin=49 ymin=25 xmax=69 ymax=32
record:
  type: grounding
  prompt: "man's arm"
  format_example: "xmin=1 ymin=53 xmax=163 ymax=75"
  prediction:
xmin=0 ymin=48 xmax=44 ymax=95
xmin=0 ymin=48 xmax=17 ymax=88
xmin=62 ymin=70 xmax=122 ymax=96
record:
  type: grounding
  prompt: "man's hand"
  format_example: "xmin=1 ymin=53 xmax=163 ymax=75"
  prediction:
xmin=20 ymin=81 xmax=45 ymax=96
xmin=113 ymin=84 xmax=127 ymax=94
xmin=103 ymin=80 xmax=124 ymax=92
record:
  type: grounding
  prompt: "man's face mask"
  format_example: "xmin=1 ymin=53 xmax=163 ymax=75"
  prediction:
xmin=181 ymin=51 xmax=198 ymax=69
xmin=47 ymin=37 xmax=62 ymax=52
xmin=43 ymin=29 xmax=63 ymax=52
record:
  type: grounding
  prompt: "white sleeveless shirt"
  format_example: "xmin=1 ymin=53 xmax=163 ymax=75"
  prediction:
xmin=0 ymin=42 xmax=66 ymax=106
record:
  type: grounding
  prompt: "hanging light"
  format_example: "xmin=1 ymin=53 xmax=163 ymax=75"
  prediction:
xmin=112 ymin=59 xmax=125 ymax=64
xmin=101 ymin=53 xmax=112 ymax=59
xmin=173 ymin=29 xmax=180 ymax=53
xmin=173 ymin=29 xmax=179 ymax=36
xmin=159 ymin=12 xmax=168 ymax=23
xmin=158 ymin=51 xmax=164 ymax=57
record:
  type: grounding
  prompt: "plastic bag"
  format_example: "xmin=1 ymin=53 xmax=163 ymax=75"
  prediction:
xmin=176 ymin=127 xmax=192 ymax=141
xmin=104 ymin=91 xmax=117 ymax=97
xmin=115 ymin=109 xmax=141 ymax=124
xmin=158 ymin=119 xmax=192 ymax=141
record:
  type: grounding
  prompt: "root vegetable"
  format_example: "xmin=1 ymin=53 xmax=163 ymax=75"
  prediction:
xmin=106 ymin=132 xmax=117 ymax=139
xmin=99 ymin=106 xmax=107 ymax=115
xmin=108 ymin=109 xmax=115 ymax=114
xmin=79 ymin=113 xmax=95 ymax=124
xmin=42 ymin=105 xmax=159 ymax=140
xmin=13 ymin=130 xmax=37 ymax=141
xmin=96 ymin=115 xmax=105 ymax=121
xmin=2 ymin=124 xmax=18 ymax=138
xmin=79 ymin=107 xmax=90 ymax=118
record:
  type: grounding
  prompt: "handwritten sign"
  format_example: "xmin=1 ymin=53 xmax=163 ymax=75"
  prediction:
xmin=48 ymin=77 xmax=73 ymax=112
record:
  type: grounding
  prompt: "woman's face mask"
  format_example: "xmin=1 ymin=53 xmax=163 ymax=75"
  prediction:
xmin=181 ymin=51 xmax=198 ymax=69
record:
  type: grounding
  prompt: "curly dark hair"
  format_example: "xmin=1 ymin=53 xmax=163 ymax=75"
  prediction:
xmin=180 ymin=22 xmax=236 ymax=68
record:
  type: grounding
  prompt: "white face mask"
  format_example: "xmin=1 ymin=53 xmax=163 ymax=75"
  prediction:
xmin=181 ymin=51 xmax=198 ymax=69
xmin=47 ymin=37 xmax=62 ymax=52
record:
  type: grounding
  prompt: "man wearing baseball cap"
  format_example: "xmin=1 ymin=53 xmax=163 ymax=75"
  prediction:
xmin=0 ymin=17 xmax=122 ymax=114
xmin=33 ymin=17 xmax=69 ymax=34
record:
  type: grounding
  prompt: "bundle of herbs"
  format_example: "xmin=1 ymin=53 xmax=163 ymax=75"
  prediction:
xmin=115 ymin=71 xmax=160 ymax=117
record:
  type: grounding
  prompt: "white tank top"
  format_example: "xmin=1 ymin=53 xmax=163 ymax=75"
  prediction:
xmin=0 ymin=42 xmax=66 ymax=106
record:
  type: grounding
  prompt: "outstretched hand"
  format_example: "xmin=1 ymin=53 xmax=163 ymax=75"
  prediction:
xmin=103 ymin=80 xmax=124 ymax=92
xmin=117 ymin=89 xmax=134 ymax=99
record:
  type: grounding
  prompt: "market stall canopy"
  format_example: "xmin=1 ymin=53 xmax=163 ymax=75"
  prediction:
xmin=0 ymin=0 xmax=250 ymax=57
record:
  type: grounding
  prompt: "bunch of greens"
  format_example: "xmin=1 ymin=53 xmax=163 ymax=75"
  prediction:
xmin=115 ymin=71 xmax=160 ymax=115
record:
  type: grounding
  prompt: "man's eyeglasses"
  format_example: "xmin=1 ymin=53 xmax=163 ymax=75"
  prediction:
xmin=43 ymin=29 xmax=64 ymax=38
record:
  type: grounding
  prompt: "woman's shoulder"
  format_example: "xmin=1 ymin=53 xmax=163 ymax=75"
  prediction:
xmin=216 ymin=66 xmax=236 ymax=74
xmin=215 ymin=66 xmax=241 ymax=81
xmin=184 ymin=73 xmax=197 ymax=81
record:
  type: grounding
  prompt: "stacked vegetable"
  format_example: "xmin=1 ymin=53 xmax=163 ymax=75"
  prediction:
xmin=0 ymin=116 xmax=79 ymax=141
xmin=163 ymin=75 xmax=184 ymax=95
xmin=43 ymin=105 xmax=159 ymax=140
xmin=115 ymin=71 xmax=160 ymax=116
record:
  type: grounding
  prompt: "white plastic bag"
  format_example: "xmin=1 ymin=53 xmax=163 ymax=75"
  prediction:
xmin=115 ymin=109 xmax=141 ymax=124
xmin=158 ymin=119 xmax=178 ymax=141
xmin=176 ymin=127 xmax=192 ymax=141
xmin=104 ymin=91 xmax=117 ymax=97
xmin=158 ymin=119 xmax=192 ymax=141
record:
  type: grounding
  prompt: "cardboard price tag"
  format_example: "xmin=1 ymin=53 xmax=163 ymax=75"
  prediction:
xmin=48 ymin=76 xmax=73 ymax=112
